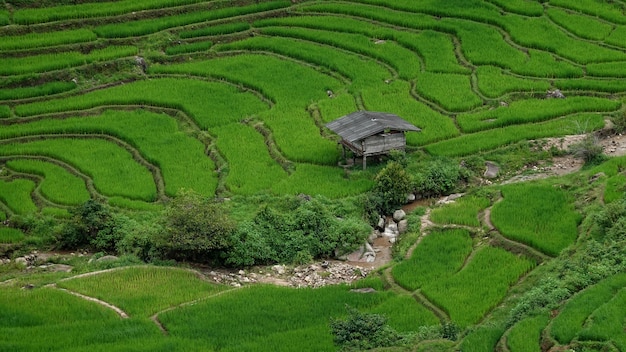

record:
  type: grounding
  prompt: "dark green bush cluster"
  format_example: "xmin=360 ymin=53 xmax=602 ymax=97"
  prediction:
xmin=51 ymin=192 xmax=369 ymax=267
xmin=225 ymin=197 xmax=369 ymax=266
xmin=330 ymin=306 xmax=403 ymax=351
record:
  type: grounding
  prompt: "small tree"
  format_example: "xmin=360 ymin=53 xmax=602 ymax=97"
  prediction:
xmin=330 ymin=306 xmax=401 ymax=350
xmin=372 ymin=161 xmax=413 ymax=214
xmin=155 ymin=190 xmax=236 ymax=264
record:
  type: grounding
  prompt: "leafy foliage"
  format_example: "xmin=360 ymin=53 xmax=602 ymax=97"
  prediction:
xmin=330 ymin=306 xmax=402 ymax=350
xmin=57 ymin=200 xmax=121 ymax=253
xmin=155 ymin=190 xmax=236 ymax=264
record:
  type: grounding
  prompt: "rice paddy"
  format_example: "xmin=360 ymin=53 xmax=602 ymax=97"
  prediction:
xmin=1 ymin=0 xmax=626 ymax=350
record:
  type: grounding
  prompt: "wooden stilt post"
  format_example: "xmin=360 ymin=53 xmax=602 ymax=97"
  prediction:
xmin=363 ymin=155 xmax=367 ymax=170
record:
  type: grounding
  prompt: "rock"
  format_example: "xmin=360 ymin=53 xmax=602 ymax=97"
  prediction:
xmin=499 ymin=101 xmax=508 ymax=107
xmin=398 ymin=219 xmax=408 ymax=234
xmin=484 ymin=161 xmax=499 ymax=179
xmin=96 ymin=255 xmax=118 ymax=262
xmin=377 ymin=216 xmax=385 ymax=230
xmin=367 ymin=230 xmax=379 ymax=244
xmin=406 ymin=193 xmax=416 ymax=203
xmin=393 ymin=209 xmax=406 ymax=222
xmin=22 ymin=284 xmax=35 ymax=290
xmin=385 ymin=222 xmax=398 ymax=235
xmin=15 ymin=257 xmax=27 ymax=266
xmin=47 ymin=264 xmax=73 ymax=273
xmin=238 ymin=270 xmax=245 ymax=275
xmin=350 ymin=287 xmax=376 ymax=293
xmin=546 ymin=89 xmax=565 ymax=99
xmin=364 ymin=242 xmax=374 ymax=254
xmin=135 ymin=56 xmax=147 ymax=73
xmin=272 ymin=265 xmax=286 ymax=275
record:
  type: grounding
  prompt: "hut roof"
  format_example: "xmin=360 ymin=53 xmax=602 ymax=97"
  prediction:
xmin=325 ymin=111 xmax=420 ymax=143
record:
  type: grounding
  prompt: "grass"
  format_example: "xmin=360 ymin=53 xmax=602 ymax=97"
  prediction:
xmin=179 ymin=22 xmax=251 ymax=38
xmin=546 ymin=8 xmax=613 ymax=41
xmin=475 ymin=66 xmax=551 ymax=98
xmin=392 ymin=228 xmax=474 ymax=291
xmin=491 ymin=183 xmax=580 ymax=256
xmin=0 ymin=138 xmax=157 ymax=202
xmin=548 ymin=0 xmax=626 ymax=25
xmin=578 ymin=287 xmax=626 ymax=350
xmin=457 ymin=97 xmax=619 ymax=133
xmin=550 ymin=273 xmax=626 ymax=344
xmin=460 ymin=326 xmax=506 ymax=352
xmin=1 ymin=110 xmax=218 ymax=197
xmin=0 ymin=46 xmax=138 ymax=75
xmin=165 ymin=41 xmax=212 ymax=55
xmin=6 ymin=159 xmax=90 ymax=206
xmin=0 ymin=227 xmax=26 ymax=244
xmin=415 ymin=72 xmax=483 ymax=112
xmin=507 ymin=312 xmax=549 ymax=352
xmin=93 ymin=2 xmax=290 ymax=38
xmin=587 ymin=61 xmax=626 ymax=78
xmin=430 ymin=195 xmax=491 ymax=227
xmin=57 ymin=266 xmax=229 ymax=317
xmin=0 ymin=106 xmax=10 ymax=119
xmin=425 ymin=113 xmax=606 ymax=157
xmin=0 ymin=82 xmax=77 ymax=101
xmin=0 ymin=179 xmax=37 ymax=215
xmin=422 ymin=246 xmax=535 ymax=327
xmin=0 ymin=29 xmax=96 ymax=51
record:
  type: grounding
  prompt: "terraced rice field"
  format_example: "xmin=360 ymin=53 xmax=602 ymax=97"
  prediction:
xmin=1 ymin=0 xmax=626 ymax=351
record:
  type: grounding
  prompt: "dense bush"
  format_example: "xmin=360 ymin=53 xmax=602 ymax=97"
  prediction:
xmin=413 ymin=158 xmax=467 ymax=197
xmin=330 ymin=306 xmax=402 ymax=350
xmin=57 ymin=200 xmax=121 ymax=253
xmin=368 ymin=161 xmax=413 ymax=216
xmin=225 ymin=196 xmax=370 ymax=266
xmin=154 ymin=190 xmax=236 ymax=264
xmin=568 ymin=134 xmax=605 ymax=164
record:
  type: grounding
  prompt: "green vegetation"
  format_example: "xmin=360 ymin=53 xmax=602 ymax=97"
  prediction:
xmin=2 ymin=0 xmax=626 ymax=350
xmin=491 ymin=183 xmax=580 ymax=256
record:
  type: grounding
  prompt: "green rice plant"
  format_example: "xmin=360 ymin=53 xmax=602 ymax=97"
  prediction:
xmin=587 ymin=61 xmax=626 ymax=78
xmin=0 ymin=227 xmax=25 ymax=244
xmin=415 ymin=72 xmax=483 ymax=112
xmin=491 ymin=183 xmax=580 ymax=256
xmin=457 ymin=97 xmax=619 ymax=133
xmin=0 ymin=82 xmax=76 ymax=101
xmin=151 ymin=55 xmax=346 ymax=164
xmin=512 ymin=50 xmax=584 ymax=78
xmin=548 ymin=0 xmax=626 ymax=25
xmin=484 ymin=0 xmax=543 ymax=16
xmin=392 ymin=229 xmax=473 ymax=291
xmin=12 ymin=0 xmax=209 ymax=24
xmin=507 ymin=312 xmax=549 ymax=352
xmin=606 ymin=25 xmax=626 ymax=49
xmin=550 ymin=273 xmax=626 ymax=344
xmin=0 ymin=179 xmax=37 ymax=215
xmin=93 ymin=2 xmax=290 ymax=38
xmin=422 ymin=246 xmax=535 ymax=327
xmin=0 ymin=10 xmax=8 ymax=25
xmin=0 ymin=29 xmax=96 ymax=51
xmin=0 ymin=210 xmax=5 ymax=221
xmin=369 ymin=294 xmax=439 ymax=331
xmin=1 ymin=110 xmax=218 ymax=197
xmin=317 ymin=92 xmax=357 ymax=124
xmin=460 ymin=326 xmax=506 ymax=352
xmin=603 ymin=174 xmax=626 ymax=204
xmin=546 ymin=8 xmax=613 ymax=41
xmin=555 ymin=78 xmax=626 ymax=93
xmin=503 ymin=15 xmax=626 ymax=64
xmin=213 ymin=122 xmax=288 ymax=195
xmin=0 ymin=106 xmax=10 ymax=118
xmin=271 ymin=163 xmax=375 ymax=198
xmin=16 ymin=78 xmax=268 ymax=130
xmin=165 ymin=40 xmax=212 ymax=55
xmin=0 ymin=138 xmax=156 ymax=201
xmin=57 ymin=266 xmax=228 ymax=317
xmin=259 ymin=26 xmax=421 ymax=80
xmin=578 ymin=286 xmax=626 ymax=350
xmin=159 ymin=284 xmax=419 ymax=351
xmin=361 ymin=80 xmax=460 ymax=145
xmin=425 ymin=113 xmax=606 ymax=157
xmin=179 ymin=22 xmax=250 ymax=38
xmin=399 ymin=30 xmax=469 ymax=74
xmin=0 ymin=46 xmax=137 ymax=75
xmin=212 ymin=36 xmax=389 ymax=90
xmin=41 ymin=207 xmax=70 ymax=218
xmin=6 ymin=159 xmax=90 ymax=206
xmin=430 ymin=195 xmax=491 ymax=227
xmin=475 ymin=66 xmax=551 ymax=98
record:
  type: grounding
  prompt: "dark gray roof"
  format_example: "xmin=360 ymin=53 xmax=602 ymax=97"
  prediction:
xmin=325 ymin=111 xmax=420 ymax=143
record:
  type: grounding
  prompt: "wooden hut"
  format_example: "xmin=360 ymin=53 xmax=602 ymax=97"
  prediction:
xmin=325 ymin=111 xmax=421 ymax=169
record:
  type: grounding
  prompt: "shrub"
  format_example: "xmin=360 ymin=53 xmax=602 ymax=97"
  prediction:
xmin=57 ymin=200 xmax=121 ymax=252
xmin=568 ymin=134 xmax=605 ymax=165
xmin=372 ymin=161 xmax=413 ymax=214
xmin=413 ymin=158 xmax=465 ymax=197
xmin=330 ymin=306 xmax=402 ymax=350
xmin=155 ymin=190 xmax=236 ymax=264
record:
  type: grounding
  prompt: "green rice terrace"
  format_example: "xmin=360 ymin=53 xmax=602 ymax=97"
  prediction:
xmin=1 ymin=0 xmax=626 ymax=350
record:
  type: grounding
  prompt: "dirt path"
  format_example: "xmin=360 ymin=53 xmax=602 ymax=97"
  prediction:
xmin=50 ymin=285 xmax=129 ymax=318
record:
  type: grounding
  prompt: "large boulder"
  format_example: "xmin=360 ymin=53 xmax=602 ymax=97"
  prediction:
xmin=393 ymin=209 xmax=406 ymax=222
